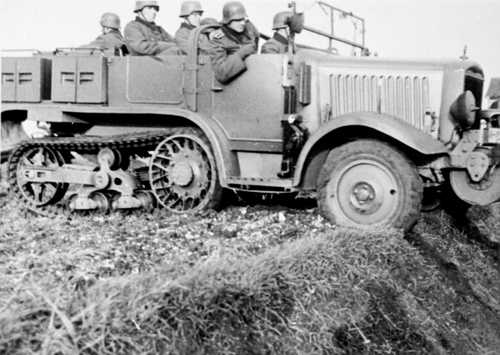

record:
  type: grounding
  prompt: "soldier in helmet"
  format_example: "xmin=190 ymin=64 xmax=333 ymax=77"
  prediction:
xmin=84 ymin=12 xmax=128 ymax=56
xmin=261 ymin=11 xmax=293 ymax=54
xmin=174 ymin=1 xmax=223 ymax=54
xmin=208 ymin=1 xmax=260 ymax=84
xmin=175 ymin=1 xmax=204 ymax=54
xmin=487 ymin=78 xmax=500 ymax=109
xmin=124 ymin=0 xmax=181 ymax=56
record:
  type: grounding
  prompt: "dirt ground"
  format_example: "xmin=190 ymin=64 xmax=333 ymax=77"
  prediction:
xmin=0 ymin=172 xmax=499 ymax=354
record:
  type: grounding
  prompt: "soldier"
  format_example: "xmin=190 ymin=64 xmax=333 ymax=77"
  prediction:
xmin=487 ymin=78 xmax=500 ymax=109
xmin=208 ymin=1 xmax=260 ymax=84
xmin=124 ymin=0 xmax=181 ymax=56
xmin=83 ymin=13 xmax=128 ymax=56
xmin=175 ymin=1 xmax=203 ymax=54
xmin=261 ymin=11 xmax=292 ymax=54
xmin=175 ymin=1 xmax=224 ymax=54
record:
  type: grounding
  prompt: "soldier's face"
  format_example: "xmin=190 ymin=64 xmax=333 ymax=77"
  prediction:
xmin=187 ymin=12 xmax=202 ymax=27
xmin=141 ymin=6 xmax=158 ymax=22
xmin=228 ymin=18 xmax=246 ymax=33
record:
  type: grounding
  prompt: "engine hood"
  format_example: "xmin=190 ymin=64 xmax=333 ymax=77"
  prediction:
xmin=294 ymin=49 xmax=483 ymax=76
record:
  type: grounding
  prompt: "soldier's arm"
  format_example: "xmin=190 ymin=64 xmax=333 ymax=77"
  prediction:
xmin=261 ymin=41 xmax=280 ymax=54
xmin=80 ymin=34 xmax=106 ymax=49
xmin=247 ymin=21 xmax=260 ymax=49
xmin=174 ymin=28 xmax=190 ymax=55
xmin=209 ymin=44 xmax=247 ymax=84
xmin=124 ymin=22 xmax=162 ymax=55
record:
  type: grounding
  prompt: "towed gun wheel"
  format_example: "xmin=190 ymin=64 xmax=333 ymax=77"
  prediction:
xmin=449 ymin=167 xmax=500 ymax=206
xmin=148 ymin=128 xmax=222 ymax=213
xmin=317 ymin=139 xmax=423 ymax=232
xmin=12 ymin=147 xmax=68 ymax=207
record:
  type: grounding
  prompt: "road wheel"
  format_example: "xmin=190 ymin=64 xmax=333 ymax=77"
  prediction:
xmin=317 ymin=139 xmax=423 ymax=231
xmin=149 ymin=128 xmax=223 ymax=213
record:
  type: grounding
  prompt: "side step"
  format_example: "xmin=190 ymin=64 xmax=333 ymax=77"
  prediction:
xmin=226 ymin=176 xmax=295 ymax=193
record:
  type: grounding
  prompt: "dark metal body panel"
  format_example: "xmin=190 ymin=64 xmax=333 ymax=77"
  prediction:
xmin=212 ymin=55 xmax=284 ymax=143
xmin=112 ymin=56 xmax=184 ymax=105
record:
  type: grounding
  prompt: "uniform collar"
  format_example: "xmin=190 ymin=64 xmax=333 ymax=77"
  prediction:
xmin=273 ymin=32 xmax=289 ymax=45
xmin=222 ymin=24 xmax=252 ymax=44
xmin=135 ymin=16 xmax=159 ymax=30
xmin=181 ymin=22 xmax=196 ymax=30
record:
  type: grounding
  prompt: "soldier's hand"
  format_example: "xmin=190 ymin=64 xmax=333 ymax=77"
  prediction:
xmin=237 ymin=43 xmax=256 ymax=60
xmin=208 ymin=29 xmax=224 ymax=41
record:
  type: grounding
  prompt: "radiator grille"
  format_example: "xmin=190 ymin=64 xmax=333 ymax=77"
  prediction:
xmin=328 ymin=74 xmax=430 ymax=129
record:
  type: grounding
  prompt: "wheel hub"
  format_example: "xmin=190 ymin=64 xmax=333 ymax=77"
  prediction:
xmin=149 ymin=132 xmax=217 ymax=212
xmin=351 ymin=182 xmax=376 ymax=211
xmin=171 ymin=161 xmax=194 ymax=187
xmin=327 ymin=160 xmax=399 ymax=225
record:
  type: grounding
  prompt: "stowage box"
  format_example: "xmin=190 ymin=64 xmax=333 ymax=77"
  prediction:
xmin=1 ymin=57 xmax=52 ymax=103
xmin=51 ymin=55 xmax=107 ymax=104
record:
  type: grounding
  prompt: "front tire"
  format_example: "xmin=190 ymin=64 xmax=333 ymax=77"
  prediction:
xmin=317 ymin=139 xmax=423 ymax=231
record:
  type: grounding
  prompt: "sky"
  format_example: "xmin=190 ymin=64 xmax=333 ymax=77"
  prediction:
xmin=1 ymin=0 xmax=500 ymax=91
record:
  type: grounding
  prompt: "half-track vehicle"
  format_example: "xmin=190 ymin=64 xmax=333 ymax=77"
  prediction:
xmin=2 ymin=5 xmax=500 ymax=232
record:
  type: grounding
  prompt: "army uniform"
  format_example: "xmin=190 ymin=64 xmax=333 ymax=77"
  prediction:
xmin=208 ymin=21 xmax=259 ymax=84
xmin=261 ymin=33 xmax=289 ymax=54
xmin=86 ymin=30 xmax=128 ymax=56
xmin=174 ymin=23 xmax=196 ymax=54
xmin=124 ymin=16 xmax=180 ymax=56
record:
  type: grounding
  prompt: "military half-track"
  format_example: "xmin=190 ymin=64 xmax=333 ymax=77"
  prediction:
xmin=2 ymin=8 xmax=500 ymax=232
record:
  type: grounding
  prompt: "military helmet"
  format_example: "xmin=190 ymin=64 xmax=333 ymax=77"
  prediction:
xmin=272 ymin=11 xmax=292 ymax=30
xmin=134 ymin=0 xmax=160 ymax=13
xmin=100 ymin=12 xmax=121 ymax=30
xmin=222 ymin=1 xmax=247 ymax=24
xmin=180 ymin=1 xmax=203 ymax=17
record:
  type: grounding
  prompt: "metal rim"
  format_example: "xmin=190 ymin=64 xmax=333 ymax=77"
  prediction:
xmin=325 ymin=159 xmax=400 ymax=225
xmin=16 ymin=147 xmax=67 ymax=207
xmin=450 ymin=168 xmax=500 ymax=205
xmin=148 ymin=134 xmax=216 ymax=212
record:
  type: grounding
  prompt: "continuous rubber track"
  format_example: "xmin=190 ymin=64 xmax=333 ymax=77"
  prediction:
xmin=6 ymin=130 xmax=174 ymax=217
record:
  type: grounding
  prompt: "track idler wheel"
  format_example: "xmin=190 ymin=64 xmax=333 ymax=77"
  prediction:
xmin=14 ymin=147 xmax=68 ymax=207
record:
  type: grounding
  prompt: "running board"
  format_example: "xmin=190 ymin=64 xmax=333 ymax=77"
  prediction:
xmin=226 ymin=176 xmax=295 ymax=193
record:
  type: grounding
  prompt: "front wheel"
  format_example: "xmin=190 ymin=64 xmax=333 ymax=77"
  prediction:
xmin=317 ymin=139 xmax=423 ymax=231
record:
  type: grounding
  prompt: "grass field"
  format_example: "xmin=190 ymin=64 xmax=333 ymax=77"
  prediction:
xmin=1 ymin=179 xmax=499 ymax=354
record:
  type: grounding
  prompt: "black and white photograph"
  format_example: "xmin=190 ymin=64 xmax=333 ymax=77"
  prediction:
xmin=1 ymin=0 xmax=499 ymax=353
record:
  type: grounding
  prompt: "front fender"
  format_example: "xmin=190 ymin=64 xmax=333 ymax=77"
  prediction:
xmin=293 ymin=112 xmax=449 ymax=185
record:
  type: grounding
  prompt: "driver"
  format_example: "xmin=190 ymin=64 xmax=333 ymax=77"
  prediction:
xmin=261 ymin=11 xmax=293 ymax=54
xmin=124 ymin=0 xmax=181 ymax=56
xmin=208 ymin=1 xmax=260 ymax=84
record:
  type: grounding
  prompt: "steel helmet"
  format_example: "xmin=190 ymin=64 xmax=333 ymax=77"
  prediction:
xmin=134 ymin=0 xmax=160 ymax=12
xmin=272 ymin=11 xmax=292 ymax=30
xmin=180 ymin=1 xmax=203 ymax=17
xmin=222 ymin=1 xmax=247 ymax=24
xmin=100 ymin=12 xmax=121 ymax=30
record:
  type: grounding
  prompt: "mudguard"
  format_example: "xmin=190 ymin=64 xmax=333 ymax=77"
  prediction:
xmin=293 ymin=112 xmax=449 ymax=185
